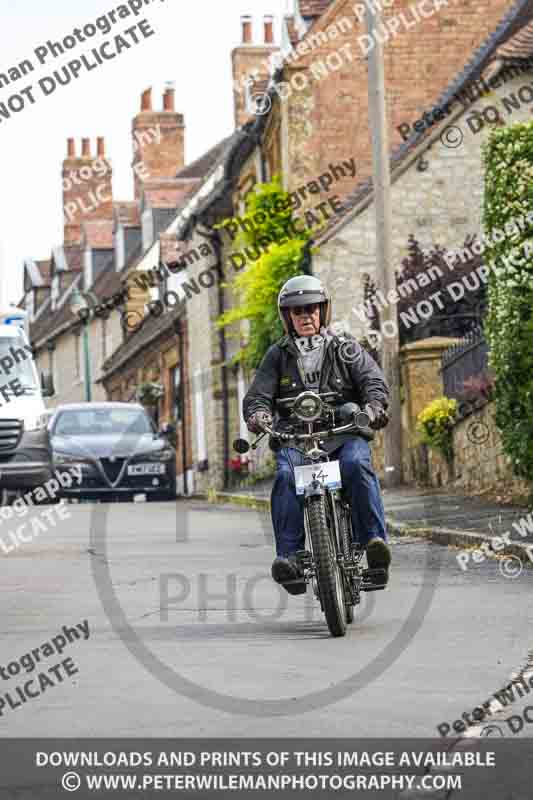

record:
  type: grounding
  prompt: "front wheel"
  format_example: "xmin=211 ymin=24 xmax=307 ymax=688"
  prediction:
xmin=307 ymin=495 xmax=346 ymax=638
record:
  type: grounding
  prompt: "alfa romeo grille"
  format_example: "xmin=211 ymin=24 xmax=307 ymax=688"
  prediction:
xmin=100 ymin=457 xmax=126 ymax=483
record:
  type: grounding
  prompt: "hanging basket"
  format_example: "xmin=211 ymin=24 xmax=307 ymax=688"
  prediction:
xmin=136 ymin=381 xmax=165 ymax=407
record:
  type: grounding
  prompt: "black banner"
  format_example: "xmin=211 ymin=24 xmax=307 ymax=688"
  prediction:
xmin=0 ymin=738 xmax=531 ymax=798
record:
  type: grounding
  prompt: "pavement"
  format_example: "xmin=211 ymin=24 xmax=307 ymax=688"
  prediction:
xmin=219 ymin=479 xmax=533 ymax=567
xmin=0 ymin=497 xmax=532 ymax=742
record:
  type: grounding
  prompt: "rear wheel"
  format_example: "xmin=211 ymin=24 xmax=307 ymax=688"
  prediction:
xmin=307 ymin=495 xmax=346 ymax=638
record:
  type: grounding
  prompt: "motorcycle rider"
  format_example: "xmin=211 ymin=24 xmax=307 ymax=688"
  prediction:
xmin=243 ymin=275 xmax=391 ymax=595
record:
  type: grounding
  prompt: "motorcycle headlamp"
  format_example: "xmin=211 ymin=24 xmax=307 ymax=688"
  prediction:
xmin=293 ymin=392 xmax=323 ymax=422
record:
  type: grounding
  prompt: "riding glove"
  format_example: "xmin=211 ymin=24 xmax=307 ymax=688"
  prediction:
xmin=247 ymin=410 xmax=273 ymax=434
xmin=364 ymin=401 xmax=389 ymax=430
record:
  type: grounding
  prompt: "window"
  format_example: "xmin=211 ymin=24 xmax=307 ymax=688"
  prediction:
xmin=172 ymin=365 xmax=182 ymax=422
xmin=53 ymin=407 xmax=153 ymax=436
xmin=0 ymin=337 xmax=38 ymax=390
xmin=51 ymin=275 xmax=60 ymax=311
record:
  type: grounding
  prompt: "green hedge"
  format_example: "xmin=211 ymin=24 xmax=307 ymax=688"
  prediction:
xmin=216 ymin=176 xmax=311 ymax=370
xmin=483 ymin=123 xmax=533 ymax=481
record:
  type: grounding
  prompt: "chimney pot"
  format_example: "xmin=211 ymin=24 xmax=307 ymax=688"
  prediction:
xmin=141 ymin=88 xmax=152 ymax=111
xmin=67 ymin=138 xmax=76 ymax=158
xmin=241 ymin=14 xmax=253 ymax=44
xmin=163 ymin=87 xmax=175 ymax=112
xmin=97 ymin=137 xmax=105 ymax=157
xmin=264 ymin=15 xmax=274 ymax=44
xmin=81 ymin=138 xmax=91 ymax=158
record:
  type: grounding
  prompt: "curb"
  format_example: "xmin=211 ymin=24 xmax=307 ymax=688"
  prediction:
xmin=199 ymin=492 xmax=533 ymax=568
xmin=387 ymin=517 xmax=533 ymax=568
xmin=205 ymin=491 xmax=270 ymax=512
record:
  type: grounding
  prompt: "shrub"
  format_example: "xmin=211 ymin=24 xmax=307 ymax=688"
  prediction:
xmin=363 ymin=236 xmax=487 ymax=344
xmin=482 ymin=122 xmax=533 ymax=481
xmin=417 ymin=397 xmax=457 ymax=462
xmin=216 ymin=176 xmax=313 ymax=370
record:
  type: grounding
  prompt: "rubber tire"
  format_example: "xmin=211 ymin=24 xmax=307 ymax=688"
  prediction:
xmin=0 ymin=489 xmax=15 ymax=506
xmin=148 ymin=490 xmax=176 ymax=502
xmin=307 ymin=495 xmax=347 ymax=638
xmin=339 ymin=504 xmax=355 ymax=625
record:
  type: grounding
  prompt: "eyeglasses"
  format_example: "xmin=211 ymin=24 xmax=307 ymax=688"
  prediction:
xmin=291 ymin=304 xmax=320 ymax=316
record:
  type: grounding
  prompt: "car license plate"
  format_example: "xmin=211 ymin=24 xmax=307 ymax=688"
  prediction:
xmin=127 ymin=463 xmax=166 ymax=476
xmin=295 ymin=461 xmax=342 ymax=495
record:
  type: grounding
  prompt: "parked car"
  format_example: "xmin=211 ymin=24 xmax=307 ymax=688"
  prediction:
xmin=0 ymin=307 xmax=54 ymax=506
xmin=48 ymin=402 xmax=176 ymax=502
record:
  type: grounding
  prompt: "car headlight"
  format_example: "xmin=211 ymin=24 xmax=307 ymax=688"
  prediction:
xmin=24 ymin=414 xmax=49 ymax=432
xmin=53 ymin=451 xmax=87 ymax=465
xmin=147 ymin=448 xmax=174 ymax=462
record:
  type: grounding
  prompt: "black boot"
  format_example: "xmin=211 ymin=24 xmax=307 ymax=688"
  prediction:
xmin=366 ymin=537 xmax=391 ymax=570
xmin=271 ymin=557 xmax=307 ymax=595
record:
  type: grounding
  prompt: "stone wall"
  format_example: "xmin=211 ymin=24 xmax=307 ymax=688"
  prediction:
xmin=313 ymin=68 xmax=533 ymax=339
xmin=436 ymin=401 xmax=530 ymax=500
xmin=370 ymin=337 xmax=531 ymax=498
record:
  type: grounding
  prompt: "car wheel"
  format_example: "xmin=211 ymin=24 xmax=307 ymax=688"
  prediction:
xmin=148 ymin=490 xmax=176 ymax=502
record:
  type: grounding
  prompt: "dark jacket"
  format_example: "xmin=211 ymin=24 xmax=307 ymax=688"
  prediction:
xmin=243 ymin=329 xmax=389 ymax=448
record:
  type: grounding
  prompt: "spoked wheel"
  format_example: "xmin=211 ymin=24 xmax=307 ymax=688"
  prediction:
xmin=339 ymin=503 xmax=356 ymax=625
xmin=307 ymin=495 xmax=347 ymax=638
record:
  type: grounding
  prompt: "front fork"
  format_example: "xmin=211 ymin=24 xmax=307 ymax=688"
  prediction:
xmin=296 ymin=483 xmax=363 ymax=606
xmin=330 ymin=489 xmax=364 ymax=606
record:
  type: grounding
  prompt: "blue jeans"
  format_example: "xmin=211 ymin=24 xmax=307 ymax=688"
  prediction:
xmin=270 ymin=438 xmax=387 ymax=558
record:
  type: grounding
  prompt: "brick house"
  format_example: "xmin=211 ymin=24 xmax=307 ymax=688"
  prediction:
xmin=22 ymin=88 xmax=190 ymax=410
xmin=308 ymin=0 xmax=533 ymax=484
xmin=184 ymin=0 xmax=531 ymax=490
xmin=311 ymin=0 xmax=533 ymax=330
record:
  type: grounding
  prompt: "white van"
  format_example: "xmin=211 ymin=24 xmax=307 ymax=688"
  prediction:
xmin=0 ymin=308 xmax=54 ymax=501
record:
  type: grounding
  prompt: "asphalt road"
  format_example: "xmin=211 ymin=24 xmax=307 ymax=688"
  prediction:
xmin=0 ymin=498 xmax=532 ymax=738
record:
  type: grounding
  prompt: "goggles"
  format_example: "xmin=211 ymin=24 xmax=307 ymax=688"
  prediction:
xmin=291 ymin=303 xmax=320 ymax=316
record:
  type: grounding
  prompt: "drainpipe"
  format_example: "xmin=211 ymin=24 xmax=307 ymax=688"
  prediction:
xmin=198 ymin=226 xmax=230 ymax=491
xmin=173 ymin=315 xmax=188 ymax=496
xmin=215 ymin=234 xmax=230 ymax=491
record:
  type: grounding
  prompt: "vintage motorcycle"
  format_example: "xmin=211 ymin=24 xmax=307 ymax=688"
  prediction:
xmin=234 ymin=390 xmax=388 ymax=638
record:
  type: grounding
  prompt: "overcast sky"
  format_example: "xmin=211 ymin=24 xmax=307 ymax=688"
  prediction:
xmin=0 ymin=0 xmax=291 ymax=306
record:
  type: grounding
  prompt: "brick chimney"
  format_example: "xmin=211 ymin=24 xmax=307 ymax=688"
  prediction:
xmin=132 ymin=85 xmax=185 ymax=199
xmin=62 ymin=137 xmax=113 ymax=246
xmin=232 ymin=14 xmax=279 ymax=129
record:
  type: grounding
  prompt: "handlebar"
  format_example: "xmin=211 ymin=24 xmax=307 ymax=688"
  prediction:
xmin=262 ymin=411 xmax=371 ymax=443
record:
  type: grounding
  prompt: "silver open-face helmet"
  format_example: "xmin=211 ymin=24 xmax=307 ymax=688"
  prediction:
xmin=277 ymin=275 xmax=331 ymax=334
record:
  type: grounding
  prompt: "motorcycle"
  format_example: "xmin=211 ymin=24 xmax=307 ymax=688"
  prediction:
xmin=234 ymin=390 xmax=388 ymax=638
